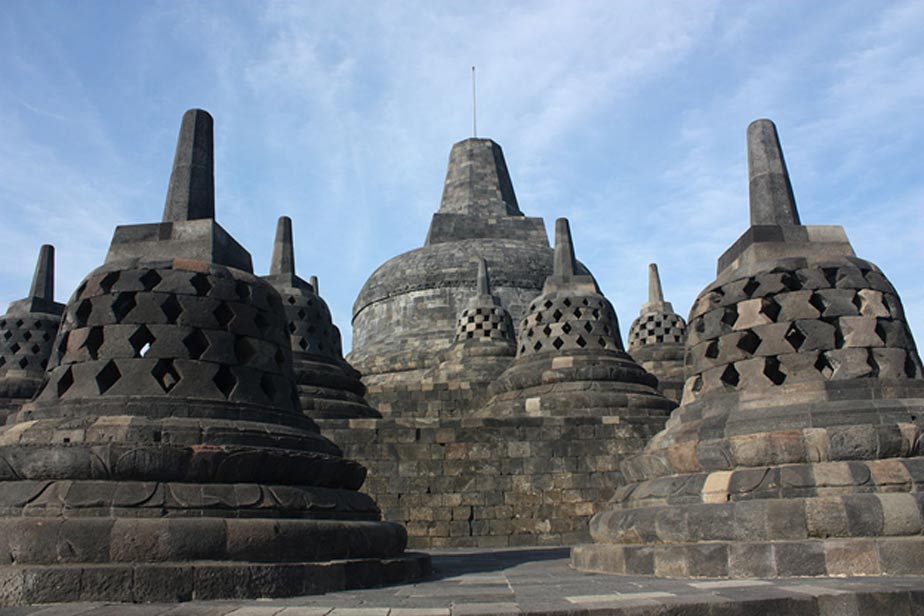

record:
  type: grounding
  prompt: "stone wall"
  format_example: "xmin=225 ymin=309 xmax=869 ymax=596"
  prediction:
xmin=318 ymin=415 xmax=664 ymax=548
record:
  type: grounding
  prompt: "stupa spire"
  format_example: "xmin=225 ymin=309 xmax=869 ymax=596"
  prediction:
xmin=438 ymin=139 xmax=521 ymax=216
xmin=28 ymin=244 xmax=54 ymax=301
xmin=310 ymin=275 xmax=319 ymax=294
xmin=553 ymin=218 xmax=576 ymax=278
xmin=476 ymin=258 xmax=490 ymax=295
xmin=162 ymin=108 xmax=215 ymax=222
xmin=270 ymin=216 xmax=295 ymax=276
xmin=647 ymin=263 xmax=664 ymax=305
xmin=748 ymin=119 xmax=800 ymax=226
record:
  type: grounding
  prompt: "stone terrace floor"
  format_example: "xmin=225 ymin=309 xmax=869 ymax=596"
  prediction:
xmin=6 ymin=547 xmax=924 ymax=616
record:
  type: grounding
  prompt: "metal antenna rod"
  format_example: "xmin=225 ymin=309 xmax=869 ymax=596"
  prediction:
xmin=472 ymin=66 xmax=477 ymax=138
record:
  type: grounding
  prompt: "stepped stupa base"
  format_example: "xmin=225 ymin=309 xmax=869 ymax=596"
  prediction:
xmin=572 ymin=536 xmax=924 ymax=579
xmin=0 ymin=516 xmax=430 ymax=604
xmin=0 ymin=553 xmax=431 ymax=605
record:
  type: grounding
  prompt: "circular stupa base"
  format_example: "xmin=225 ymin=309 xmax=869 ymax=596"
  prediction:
xmin=0 ymin=552 xmax=431 ymax=605
xmin=572 ymin=536 xmax=924 ymax=579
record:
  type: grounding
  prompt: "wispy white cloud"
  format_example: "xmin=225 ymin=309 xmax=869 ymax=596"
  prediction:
xmin=0 ymin=0 xmax=921 ymax=351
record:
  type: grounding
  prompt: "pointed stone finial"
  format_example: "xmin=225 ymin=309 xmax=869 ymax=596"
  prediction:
xmin=163 ymin=109 xmax=215 ymax=222
xmin=270 ymin=216 xmax=295 ymax=276
xmin=748 ymin=119 xmax=800 ymax=226
xmin=310 ymin=276 xmax=319 ymax=295
xmin=553 ymin=218 xmax=576 ymax=278
xmin=476 ymin=259 xmax=490 ymax=296
xmin=29 ymin=245 xmax=54 ymax=301
xmin=439 ymin=139 xmax=521 ymax=216
xmin=648 ymin=263 xmax=664 ymax=305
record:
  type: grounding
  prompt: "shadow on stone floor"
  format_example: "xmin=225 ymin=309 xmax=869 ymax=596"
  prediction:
xmin=425 ymin=547 xmax=572 ymax=581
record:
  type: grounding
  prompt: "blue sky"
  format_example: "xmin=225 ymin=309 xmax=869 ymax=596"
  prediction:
xmin=1 ymin=1 xmax=922 ymax=352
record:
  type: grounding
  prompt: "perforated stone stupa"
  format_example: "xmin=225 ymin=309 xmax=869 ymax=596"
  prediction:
xmin=0 ymin=109 xmax=426 ymax=605
xmin=572 ymin=119 xmax=924 ymax=578
xmin=0 ymin=245 xmax=64 ymax=421
xmin=263 ymin=216 xmax=379 ymax=419
xmin=482 ymin=219 xmax=675 ymax=421
xmin=417 ymin=259 xmax=517 ymax=415
xmin=350 ymin=137 xmax=592 ymax=416
xmin=627 ymin=263 xmax=687 ymax=403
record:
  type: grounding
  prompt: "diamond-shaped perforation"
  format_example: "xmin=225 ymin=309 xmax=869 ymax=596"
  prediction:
xmin=129 ymin=325 xmax=155 ymax=358
xmin=75 ymin=299 xmax=93 ymax=327
xmin=2 ymin=331 xmax=12 ymax=341
xmin=160 ymin=295 xmax=183 ymax=323
xmin=721 ymin=305 xmax=738 ymax=327
xmin=720 ymin=364 xmax=740 ymax=387
xmin=111 ymin=292 xmax=137 ymax=323
xmin=760 ymin=297 xmax=781 ymax=322
xmin=254 ymin=313 xmax=270 ymax=335
xmin=83 ymin=327 xmax=104 ymax=360
xmin=815 ymin=353 xmax=834 ymax=379
xmin=152 ymin=359 xmax=180 ymax=392
xmin=213 ymin=302 xmax=234 ymax=329
xmin=235 ymin=281 xmax=251 ymax=300
xmin=17 ymin=357 xmax=28 ymax=369
xmin=234 ymin=337 xmax=256 ymax=364
xmin=57 ymin=367 xmax=74 ymax=397
xmin=260 ymin=373 xmax=277 ymax=401
xmin=764 ymin=357 xmax=786 ymax=385
xmin=822 ymin=267 xmax=840 ymax=288
xmin=785 ymin=324 xmax=807 ymax=350
xmin=99 ymin=272 xmax=120 ymax=294
xmin=95 ymin=360 xmax=121 ymax=394
xmin=190 ymin=273 xmax=212 ymax=296
xmin=183 ymin=330 xmax=209 ymax=360
xmin=139 ymin=270 xmax=162 ymax=292
xmin=737 ymin=330 xmax=761 ymax=355
xmin=213 ymin=365 xmax=237 ymax=398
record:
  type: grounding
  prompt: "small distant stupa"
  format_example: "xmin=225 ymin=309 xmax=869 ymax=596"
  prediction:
xmin=263 ymin=216 xmax=379 ymax=419
xmin=0 ymin=244 xmax=64 ymax=420
xmin=627 ymin=263 xmax=688 ymax=403
xmin=482 ymin=218 xmax=675 ymax=421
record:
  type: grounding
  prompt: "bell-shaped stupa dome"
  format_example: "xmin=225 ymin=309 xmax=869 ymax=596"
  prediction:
xmin=0 ymin=109 xmax=427 ymax=605
xmin=263 ymin=216 xmax=379 ymax=419
xmin=0 ymin=244 xmax=64 ymax=420
xmin=573 ymin=119 xmax=924 ymax=579
xmin=627 ymin=263 xmax=688 ymax=403
xmin=351 ymin=138 xmax=593 ymax=416
xmin=481 ymin=219 xmax=675 ymax=420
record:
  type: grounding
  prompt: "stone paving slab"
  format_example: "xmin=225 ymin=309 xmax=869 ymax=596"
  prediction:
xmin=5 ymin=547 xmax=924 ymax=615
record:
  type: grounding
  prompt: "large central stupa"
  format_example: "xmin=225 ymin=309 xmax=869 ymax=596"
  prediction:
xmin=350 ymin=138 xmax=592 ymax=414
